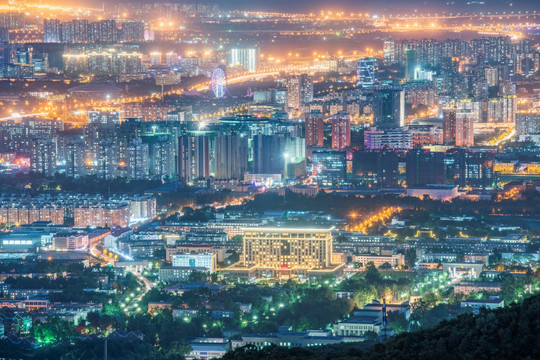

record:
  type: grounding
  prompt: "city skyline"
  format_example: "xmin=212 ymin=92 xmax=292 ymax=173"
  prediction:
xmin=1 ymin=0 xmax=540 ymax=359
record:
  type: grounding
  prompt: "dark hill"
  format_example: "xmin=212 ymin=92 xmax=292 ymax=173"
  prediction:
xmin=222 ymin=294 xmax=540 ymax=360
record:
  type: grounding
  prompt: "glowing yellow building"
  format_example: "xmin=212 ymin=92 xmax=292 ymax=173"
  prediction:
xmin=226 ymin=227 xmax=344 ymax=280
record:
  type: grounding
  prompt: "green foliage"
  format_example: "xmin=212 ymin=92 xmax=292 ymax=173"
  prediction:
xmin=33 ymin=318 xmax=78 ymax=344
xmin=222 ymin=294 xmax=540 ymax=360
xmin=275 ymin=287 xmax=352 ymax=331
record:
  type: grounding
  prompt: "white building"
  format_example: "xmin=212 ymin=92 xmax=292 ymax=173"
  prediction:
xmin=172 ymin=253 xmax=217 ymax=273
xmin=229 ymin=48 xmax=258 ymax=73
xmin=461 ymin=297 xmax=504 ymax=313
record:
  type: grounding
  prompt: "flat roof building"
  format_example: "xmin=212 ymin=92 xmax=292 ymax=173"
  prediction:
xmin=226 ymin=227 xmax=344 ymax=280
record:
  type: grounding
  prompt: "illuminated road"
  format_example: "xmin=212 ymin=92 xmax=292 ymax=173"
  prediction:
xmin=0 ymin=112 xmax=48 ymax=122
xmin=490 ymin=128 xmax=516 ymax=146
xmin=349 ymin=207 xmax=403 ymax=234
xmin=89 ymin=243 xmax=153 ymax=314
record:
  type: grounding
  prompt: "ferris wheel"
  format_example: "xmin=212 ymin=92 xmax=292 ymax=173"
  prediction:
xmin=211 ymin=67 xmax=227 ymax=98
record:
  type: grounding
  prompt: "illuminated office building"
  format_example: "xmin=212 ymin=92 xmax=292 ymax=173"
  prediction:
xmin=228 ymin=227 xmax=344 ymax=279
xmin=357 ymin=57 xmax=378 ymax=88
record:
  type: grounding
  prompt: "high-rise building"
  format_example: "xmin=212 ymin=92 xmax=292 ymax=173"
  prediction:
xmin=455 ymin=110 xmax=475 ymax=147
xmin=331 ymin=112 xmax=351 ymax=150
xmin=515 ymin=112 xmax=540 ymax=137
xmin=406 ymin=149 xmax=446 ymax=187
xmin=372 ymin=89 xmax=405 ymax=128
xmin=214 ymin=135 xmax=248 ymax=180
xmin=127 ymin=138 xmax=150 ymax=180
xmin=352 ymin=149 xmax=398 ymax=187
xmin=364 ymin=128 xmax=412 ymax=150
xmin=445 ymin=149 xmax=494 ymax=189
xmin=486 ymin=96 xmax=517 ymax=123
xmin=0 ymin=27 xmax=8 ymax=43
xmin=65 ymin=141 xmax=86 ymax=178
xmin=61 ymin=20 xmax=89 ymax=43
xmin=405 ymin=49 xmax=419 ymax=81
xmin=88 ymin=111 xmax=121 ymax=127
xmin=357 ymin=57 xmax=378 ymax=88
xmin=121 ymin=21 xmax=145 ymax=42
xmin=30 ymin=138 xmax=57 ymax=176
xmin=88 ymin=20 xmax=117 ymax=43
xmin=444 ymin=102 xmax=476 ymax=147
xmin=484 ymin=67 xmax=499 ymax=87
xmin=229 ymin=48 xmax=258 ymax=73
xmin=312 ymin=150 xmax=347 ymax=187
xmin=442 ymin=108 xmax=457 ymax=143
xmin=150 ymin=136 xmax=175 ymax=180
xmin=252 ymin=134 xmax=285 ymax=175
xmin=305 ymin=111 xmax=324 ymax=148
xmin=95 ymin=140 xmax=119 ymax=180
xmin=43 ymin=19 xmax=61 ymax=43
xmin=286 ymin=74 xmax=313 ymax=110
xmin=383 ymin=39 xmax=395 ymax=65
xmin=178 ymin=135 xmax=213 ymax=183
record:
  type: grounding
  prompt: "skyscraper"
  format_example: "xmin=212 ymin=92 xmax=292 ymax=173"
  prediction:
xmin=127 ymin=138 xmax=150 ymax=180
xmin=229 ymin=48 xmax=258 ymax=73
xmin=214 ymin=135 xmax=249 ymax=180
xmin=30 ymin=138 xmax=57 ymax=177
xmin=443 ymin=102 xmax=476 ymax=147
xmin=305 ymin=111 xmax=324 ymax=147
xmin=357 ymin=57 xmax=378 ymax=88
xmin=455 ymin=110 xmax=475 ymax=147
xmin=61 ymin=20 xmax=89 ymax=43
xmin=178 ymin=135 xmax=213 ymax=183
xmin=405 ymin=49 xmax=419 ymax=81
xmin=88 ymin=20 xmax=117 ymax=43
xmin=372 ymin=89 xmax=405 ymax=128
xmin=65 ymin=141 xmax=86 ymax=178
xmin=96 ymin=140 xmax=119 ymax=180
xmin=331 ymin=112 xmax=351 ymax=150
xmin=150 ymin=136 xmax=175 ymax=180
xmin=43 ymin=19 xmax=61 ymax=43
xmin=252 ymin=134 xmax=285 ymax=175
xmin=121 ymin=21 xmax=145 ymax=42
xmin=383 ymin=39 xmax=395 ymax=65
xmin=442 ymin=108 xmax=456 ymax=143
xmin=286 ymin=74 xmax=313 ymax=110
xmin=406 ymin=149 xmax=446 ymax=187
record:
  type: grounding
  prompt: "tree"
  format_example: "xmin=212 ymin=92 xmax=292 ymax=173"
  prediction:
xmin=188 ymin=270 xmax=208 ymax=283
xmin=364 ymin=263 xmax=382 ymax=284
xmin=405 ymin=249 xmax=417 ymax=268
xmin=353 ymin=284 xmax=378 ymax=308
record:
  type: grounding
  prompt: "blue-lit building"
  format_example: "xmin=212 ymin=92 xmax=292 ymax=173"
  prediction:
xmin=357 ymin=57 xmax=378 ymax=88
xmin=312 ymin=150 xmax=347 ymax=187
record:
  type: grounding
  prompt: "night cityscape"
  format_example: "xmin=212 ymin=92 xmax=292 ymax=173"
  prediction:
xmin=1 ymin=0 xmax=540 ymax=359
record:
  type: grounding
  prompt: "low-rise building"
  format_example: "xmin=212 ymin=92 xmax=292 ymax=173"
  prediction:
xmin=52 ymin=232 xmax=89 ymax=250
xmin=461 ymin=297 xmax=504 ymax=313
xmin=353 ymin=254 xmax=405 ymax=269
xmin=158 ymin=266 xmax=209 ymax=283
xmin=453 ymin=281 xmax=502 ymax=295
xmin=333 ymin=315 xmax=382 ymax=337
xmin=172 ymin=253 xmax=217 ymax=273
